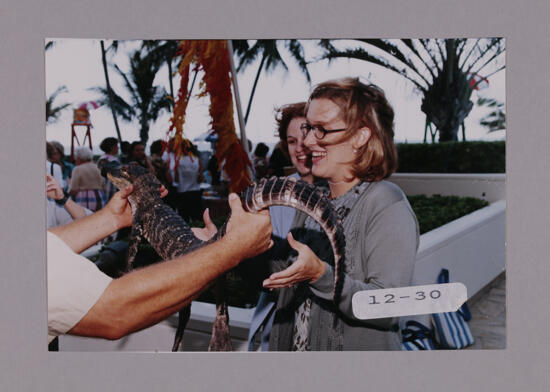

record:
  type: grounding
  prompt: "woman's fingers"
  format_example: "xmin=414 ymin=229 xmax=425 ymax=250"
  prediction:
xmin=286 ymin=232 xmax=306 ymax=251
xmin=268 ymin=262 xmax=300 ymax=280
xmin=263 ymin=277 xmax=297 ymax=288
xmin=263 ymin=263 xmax=301 ymax=287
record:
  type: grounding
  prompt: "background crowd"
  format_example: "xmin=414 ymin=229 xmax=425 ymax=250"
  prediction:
xmin=47 ymin=133 xmax=299 ymax=225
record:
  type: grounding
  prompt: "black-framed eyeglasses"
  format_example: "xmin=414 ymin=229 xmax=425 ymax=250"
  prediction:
xmin=300 ymin=123 xmax=347 ymax=139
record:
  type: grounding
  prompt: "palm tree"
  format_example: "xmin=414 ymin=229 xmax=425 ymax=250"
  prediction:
xmin=92 ymin=48 xmax=171 ymax=144
xmin=100 ymin=40 xmax=123 ymax=146
xmin=232 ymin=39 xmax=311 ymax=123
xmin=478 ymin=97 xmax=505 ymax=132
xmin=141 ymin=40 xmax=181 ymax=110
xmin=46 ymin=85 xmax=71 ymax=124
xmin=319 ymin=38 xmax=505 ymax=142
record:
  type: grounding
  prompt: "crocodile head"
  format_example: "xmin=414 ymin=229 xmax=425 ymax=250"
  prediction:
xmin=106 ymin=162 xmax=151 ymax=190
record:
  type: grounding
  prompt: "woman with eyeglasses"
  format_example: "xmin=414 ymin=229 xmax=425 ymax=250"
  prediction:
xmin=247 ymin=101 xmax=317 ymax=351
xmin=263 ymin=77 xmax=419 ymax=351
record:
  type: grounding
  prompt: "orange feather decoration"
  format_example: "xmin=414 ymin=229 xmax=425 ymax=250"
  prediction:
xmin=169 ymin=40 xmax=252 ymax=193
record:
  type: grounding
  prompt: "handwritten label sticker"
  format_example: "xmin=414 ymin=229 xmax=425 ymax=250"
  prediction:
xmin=352 ymin=283 xmax=467 ymax=320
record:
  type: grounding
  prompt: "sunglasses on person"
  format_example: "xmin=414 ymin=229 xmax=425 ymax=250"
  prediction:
xmin=300 ymin=123 xmax=347 ymax=139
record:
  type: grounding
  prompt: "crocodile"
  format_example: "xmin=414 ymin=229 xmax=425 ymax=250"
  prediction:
xmin=107 ymin=162 xmax=346 ymax=351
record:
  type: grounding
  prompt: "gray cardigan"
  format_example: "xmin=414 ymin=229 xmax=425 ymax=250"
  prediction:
xmin=269 ymin=180 xmax=419 ymax=351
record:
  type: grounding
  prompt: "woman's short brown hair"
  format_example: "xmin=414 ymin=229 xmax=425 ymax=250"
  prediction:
xmin=307 ymin=77 xmax=398 ymax=182
xmin=274 ymin=102 xmax=306 ymax=156
xmin=46 ymin=142 xmax=57 ymax=160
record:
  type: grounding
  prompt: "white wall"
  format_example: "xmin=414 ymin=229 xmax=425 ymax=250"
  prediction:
xmin=413 ymin=200 xmax=506 ymax=297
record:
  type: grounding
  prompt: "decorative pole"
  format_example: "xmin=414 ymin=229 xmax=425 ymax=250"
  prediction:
xmin=227 ymin=40 xmax=249 ymax=156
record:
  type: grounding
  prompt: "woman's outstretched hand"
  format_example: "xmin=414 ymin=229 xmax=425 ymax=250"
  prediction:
xmin=262 ymin=232 xmax=326 ymax=289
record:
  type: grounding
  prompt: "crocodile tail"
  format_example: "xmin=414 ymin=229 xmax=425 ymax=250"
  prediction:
xmin=239 ymin=176 xmax=345 ymax=304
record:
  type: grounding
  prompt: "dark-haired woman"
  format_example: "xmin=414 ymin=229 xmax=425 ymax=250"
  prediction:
xmin=97 ymin=137 xmax=121 ymax=201
xmin=264 ymin=78 xmax=419 ymax=351
xmin=253 ymin=142 xmax=270 ymax=180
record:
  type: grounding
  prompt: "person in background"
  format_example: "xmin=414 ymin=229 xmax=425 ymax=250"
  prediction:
xmin=47 ymin=174 xmax=92 ymax=229
xmin=97 ymin=137 xmax=121 ymax=202
xmin=247 ymin=101 xmax=314 ymax=351
xmin=160 ymin=137 xmax=180 ymax=209
xmin=264 ymin=77 xmax=419 ymax=351
xmin=69 ymin=146 xmax=106 ymax=212
xmin=49 ymin=141 xmax=74 ymax=190
xmin=162 ymin=138 xmax=177 ymax=185
xmin=175 ymin=143 xmax=204 ymax=223
xmin=46 ymin=142 xmax=65 ymax=189
xmin=252 ymin=142 xmax=270 ymax=180
xmin=149 ymin=139 xmax=173 ymax=189
xmin=207 ymin=153 xmax=220 ymax=186
xmin=267 ymin=140 xmax=292 ymax=177
xmin=128 ymin=141 xmax=154 ymax=173
xmin=119 ymin=141 xmax=131 ymax=164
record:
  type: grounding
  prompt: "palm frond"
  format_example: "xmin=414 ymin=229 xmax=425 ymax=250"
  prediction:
xmin=88 ymin=86 xmax=135 ymax=121
xmin=456 ymin=39 xmax=469 ymax=62
xmin=401 ymin=39 xmax=437 ymax=80
xmin=435 ymin=39 xmax=447 ymax=63
xmin=113 ymin=63 xmax=140 ymax=105
xmin=235 ymin=41 xmax=264 ymax=72
xmin=46 ymin=85 xmax=70 ymax=123
xmin=355 ymin=39 xmax=432 ymax=86
xmin=285 ymin=40 xmax=311 ymax=83
xmin=478 ymin=97 xmax=505 ymax=132
xmin=231 ymin=40 xmax=250 ymax=57
xmin=466 ymin=39 xmax=505 ymax=74
xmin=262 ymin=41 xmax=288 ymax=74
xmin=418 ymin=39 xmax=443 ymax=72
xmin=148 ymin=86 xmax=171 ymax=119
xmin=322 ymin=47 xmax=427 ymax=92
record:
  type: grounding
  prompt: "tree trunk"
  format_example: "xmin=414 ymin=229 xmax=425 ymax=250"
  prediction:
xmin=140 ymin=117 xmax=150 ymax=145
xmin=244 ymin=53 xmax=266 ymax=124
xmin=438 ymin=125 xmax=458 ymax=142
xmin=100 ymin=40 xmax=123 ymax=146
xmin=167 ymin=56 xmax=174 ymax=111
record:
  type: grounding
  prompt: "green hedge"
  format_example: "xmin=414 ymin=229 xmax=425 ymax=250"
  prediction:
xmin=408 ymin=194 xmax=489 ymax=234
xmin=396 ymin=141 xmax=505 ymax=173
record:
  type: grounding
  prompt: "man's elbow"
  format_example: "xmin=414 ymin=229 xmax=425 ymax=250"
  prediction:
xmin=99 ymin=323 xmax=130 ymax=341
xmin=98 ymin=310 xmax=141 ymax=340
xmin=70 ymin=304 xmax=135 ymax=341
xmin=68 ymin=318 xmax=129 ymax=341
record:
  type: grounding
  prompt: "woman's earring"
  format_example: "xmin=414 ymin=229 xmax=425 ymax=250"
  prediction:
xmin=353 ymin=148 xmax=359 ymax=154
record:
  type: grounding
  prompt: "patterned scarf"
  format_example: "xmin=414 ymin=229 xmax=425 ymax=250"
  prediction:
xmin=292 ymin=181 xmax=370 ymax=351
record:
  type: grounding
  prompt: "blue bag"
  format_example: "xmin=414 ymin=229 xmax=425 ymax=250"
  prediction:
xmin=431 ymin=269 xmax=475 ymax=349
xmin=402 ymin=320 xmax=436 ymax=350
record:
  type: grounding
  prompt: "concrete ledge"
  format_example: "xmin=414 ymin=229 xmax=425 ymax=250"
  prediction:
xmin=413 ymin=199 xmax=506 ymax=298
xmin=389 ymin=173 xmax=505 ymax=202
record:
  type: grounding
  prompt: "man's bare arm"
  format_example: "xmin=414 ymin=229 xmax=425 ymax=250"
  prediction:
xmin=68 ymin=193 xmax=272 ymax=340
xmin=47 ymin=174 xmax=88 ymax=220
xmin=49 ymin=186 xmax=134 ymax=253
